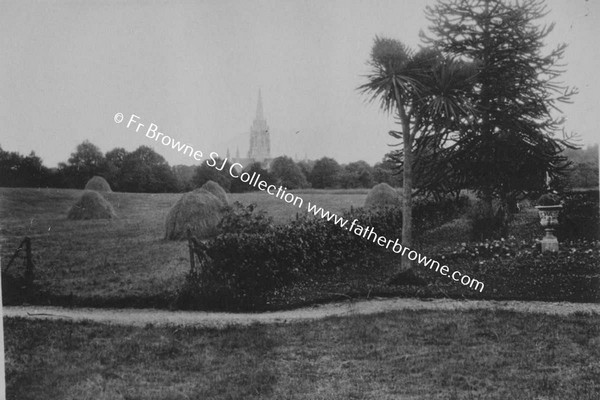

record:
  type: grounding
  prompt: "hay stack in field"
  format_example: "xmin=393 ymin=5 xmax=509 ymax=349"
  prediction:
xmin=84 ymin=176 xmax=112 ymax=192
xmin=196 ymin=180 xmax=228 ymax=206
xmin=67 ymin=190 xmax=117 ymax=220
xmin=364 ymin=183 xmax=403 ymax=210
xmin=165 ymin=189 xmax=227 ymax=240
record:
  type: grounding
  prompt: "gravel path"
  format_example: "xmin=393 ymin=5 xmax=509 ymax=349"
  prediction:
xmin=3 ymin=298 xmax=600 ymax=328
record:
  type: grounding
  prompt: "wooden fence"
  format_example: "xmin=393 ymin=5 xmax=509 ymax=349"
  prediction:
xmin=186 ymin=229 xmax=210 ymax=275
xmin=2 ymin=236 xmax=35 ymax=289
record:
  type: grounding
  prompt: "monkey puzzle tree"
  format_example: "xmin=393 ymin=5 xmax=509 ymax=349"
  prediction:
xmin=423 ymin=0 xmax=577 ymax=233
xmin=359 ymin=37 xmax=476 ymax=271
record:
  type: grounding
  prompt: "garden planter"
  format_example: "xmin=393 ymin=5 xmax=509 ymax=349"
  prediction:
xmin=535 ymin=204 xmax=562 ymax=253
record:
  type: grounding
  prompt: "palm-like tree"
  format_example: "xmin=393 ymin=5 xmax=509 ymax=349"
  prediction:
xmin=359 ymin=36 xmax=475 ymax=273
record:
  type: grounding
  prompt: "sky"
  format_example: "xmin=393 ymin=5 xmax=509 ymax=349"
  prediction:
xmin=1 ymin=0 xmax=599 ymax=168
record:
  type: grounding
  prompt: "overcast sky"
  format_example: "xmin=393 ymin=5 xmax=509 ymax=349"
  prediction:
xmin=1 ymin=0 xmax=598 ymax=168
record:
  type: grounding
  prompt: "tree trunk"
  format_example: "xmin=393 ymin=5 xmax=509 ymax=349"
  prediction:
xmin=393 ymin=91 xmax=413 ymax=272
xmin=498 ymin=190 xmax=511 ymax=238
xmin=402 ymin=127 xmax=413 ymax=271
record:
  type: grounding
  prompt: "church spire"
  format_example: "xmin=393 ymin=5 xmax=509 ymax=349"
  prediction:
xmin=248 ymin=89 xmax=270 ymax=163
xmin=255 ymin=89 xmax=264 ymax=121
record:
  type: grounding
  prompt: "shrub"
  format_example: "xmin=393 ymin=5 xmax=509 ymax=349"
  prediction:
xmin=467 ymin=200 xmax=505 ymax=240
xmin=439 ymin=238 xmax=600 ymax=302
xmin=180 ymin=204 xmax=370 ymax=309
xmin=352 ymin=195 xmax=469 ymax=239
xmin=179 ymin=195 xmax=473 ymax=309
xmin=200 ymin=232 xmax=290 ymax=307
xmin=413 ymin=195 xmax=470 ymax=236
xmin=557 ymin=190 xmax=599 ymax=240
xmin=217 ymin=202 xmax=273 ymax=235
xmin=344 ymin=205 xmax=403 ymax=239
xmin=437 ymin=236 xmax=529 ymax=261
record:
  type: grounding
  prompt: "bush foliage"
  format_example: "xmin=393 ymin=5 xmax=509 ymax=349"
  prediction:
xmin=179 ymin=195 xmax=469 ymax=309
xmin=467 ymin=200 xmax=507 ymax=241
xmin=435 ymin=237 xmax=600 ymax=302
xmin=557 ymin=190 xmax=599 ymax=241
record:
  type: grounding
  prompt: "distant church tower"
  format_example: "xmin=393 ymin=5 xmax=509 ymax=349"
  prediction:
xmin=247 ymin=90 xmax=271 ymax=163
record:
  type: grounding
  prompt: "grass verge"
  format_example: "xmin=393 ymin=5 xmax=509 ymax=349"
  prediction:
xmin=5 ymin=309 xmax=600 ymax=400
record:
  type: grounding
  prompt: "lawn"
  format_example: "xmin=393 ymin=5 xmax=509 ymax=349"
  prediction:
xmin=4 ymin=309 xmax=600 ymax=400
xmin=0 ymin=187 xmax=366 ymax=306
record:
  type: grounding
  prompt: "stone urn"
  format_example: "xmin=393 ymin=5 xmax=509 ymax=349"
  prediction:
xmin=535 ymin=194 xmax=562 ymax=253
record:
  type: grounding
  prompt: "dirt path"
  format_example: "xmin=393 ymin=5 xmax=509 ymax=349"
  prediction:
xmin=3 ymin=298 xmax=600 ymax=328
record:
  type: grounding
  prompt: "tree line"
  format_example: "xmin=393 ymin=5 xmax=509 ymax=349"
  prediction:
xmin=1 ymin=140 xmax=595 ymax=193
xmin=0 ymin=140 xmax=406 ymax=192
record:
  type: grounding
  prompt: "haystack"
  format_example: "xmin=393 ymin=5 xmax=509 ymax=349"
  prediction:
xmin=196 ymin=180 xmax=228 ymax=206
xmin=165 ymin=189 xmax=226 ymax=240
xmin=84 ymin=176 xmax=112 ymax=192
xmin=68 ymin=190 xmax=117 ymax=220
xmin=364 ymin=183 xmax=403 ymax=210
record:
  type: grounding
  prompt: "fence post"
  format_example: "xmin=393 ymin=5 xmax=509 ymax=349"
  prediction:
xmin=187 ymin=229 xmax=196 ymax=274
xmin=3 ymin=237 xmax=27 ymax=274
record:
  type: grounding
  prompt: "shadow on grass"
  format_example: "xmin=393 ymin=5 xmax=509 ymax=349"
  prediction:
xmin=5 ymin=319 xmax=280 ymax=400
xmin=5 ymin=309 xmax=600 ymax=399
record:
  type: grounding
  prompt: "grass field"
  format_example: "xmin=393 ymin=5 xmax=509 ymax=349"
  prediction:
xmin=0 ymin=187 xmax=366 ymax=304
xmin=5 ymin=309 xmax=600 ymax=400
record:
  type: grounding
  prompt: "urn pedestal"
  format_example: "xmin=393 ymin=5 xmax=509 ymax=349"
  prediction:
xmin=535 ymin=205 xmax=562 ymax=253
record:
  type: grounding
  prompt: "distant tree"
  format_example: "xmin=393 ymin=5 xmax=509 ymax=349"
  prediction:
xmin=424 ymin=0 xmax=578 ymax=232
xmin=67 ymin=140 xmax=105 ymax=170
xmin=192 ymin=158 xmax=233 ymax=191
xmin=120 ymin=146 xmax=178 ymax=192
xmin=105 ymin=147 xmax=129 ymax=191
xmin=0 ymin=146 xmax=50 ymax=187
xmin=269 ymin=156 xmax=308 ymax=189
xmin=0 ymin=146 xmax=23 ymax=187
xmin=359 ymin=37 xmax=475 ymax=271
xmin=297 ymin=160 xmax=314 ymax=183
xmin=372 ymin=158 xmax=401 ymax=187
xmin=556 ymin=144 xmax=599 ymax=189
xmin=20 ymin=151 xmax=50 ymax=186
xmin=231 ymin=162 xmax=274 ymax=193
xmin=172 ymin=164 xmax=196 ymax=192
xmin=59 ymin=140 xmax=107 ymax=188
xmin=105 ymin=147 xmax=128 ymax=169
xmin=309 ymin=157 xmax=342 ymax=189
xmin=339 ymin=160 xmax=375 ymax=188
xmin=569 ymin=162 xmax=598 ymax=188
